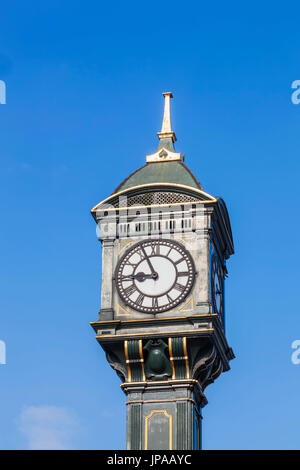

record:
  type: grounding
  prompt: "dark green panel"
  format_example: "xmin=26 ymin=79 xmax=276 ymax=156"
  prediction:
xmin=126 ymin=340 xmax=144 ymax=382
xmin=170 ymin=337 xmax=189 ymax=379
xmin=145 ymin=410 xmax=172 ymax=450
xmin=130 ymin=404 xmax=142 ymax=450
xmin=176 ymin=402 xmax=188 ymax=450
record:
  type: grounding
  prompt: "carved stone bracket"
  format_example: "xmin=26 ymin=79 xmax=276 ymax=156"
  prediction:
xmin=105 ymin=350 xmax=127 ymax=382
xmin=191 ymin=341 xmax=223 ymax=391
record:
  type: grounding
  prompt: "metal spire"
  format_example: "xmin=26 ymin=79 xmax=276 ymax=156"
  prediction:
xmin=157 ymin=92 xmax=177 ymax=142
xmin=146 ymin=92 xmax=182 ymax=163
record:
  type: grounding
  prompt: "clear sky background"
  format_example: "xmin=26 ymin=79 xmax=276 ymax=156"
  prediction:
xmin=1 ymin=1 xmax=300 ymax=450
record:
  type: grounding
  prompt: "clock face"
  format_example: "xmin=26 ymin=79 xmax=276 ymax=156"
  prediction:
xmin=115 ymin=239 xmax=195 ymax=313
xmin=211 ymin=255 xmax=223 ymax=317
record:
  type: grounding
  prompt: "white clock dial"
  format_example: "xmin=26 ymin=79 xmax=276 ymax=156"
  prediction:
xmin=115 ymin=239 xmax=195 ymax=313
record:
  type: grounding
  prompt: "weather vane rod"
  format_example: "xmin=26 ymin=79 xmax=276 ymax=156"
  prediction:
xmin=157 ymin=92 xmax=177 ymax=142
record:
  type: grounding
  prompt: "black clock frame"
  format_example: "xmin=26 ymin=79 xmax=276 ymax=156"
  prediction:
xmin=211 ymin=254 xmax=224 ymax=321
xmin=115 ymin=238 xmax=195 ymax=314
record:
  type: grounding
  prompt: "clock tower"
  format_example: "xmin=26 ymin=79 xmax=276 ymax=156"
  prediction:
xmin=90 ymin=93 xmax=234 ymax=450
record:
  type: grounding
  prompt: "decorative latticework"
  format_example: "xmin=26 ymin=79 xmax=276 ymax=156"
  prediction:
xmin=115 ymin=191 xmax=201 ymax=208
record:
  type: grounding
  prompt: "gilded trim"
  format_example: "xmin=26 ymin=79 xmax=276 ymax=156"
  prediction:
xmin=90 ymin=313 xmax=218 ymax=325
xmin=124 ymin=340 xmax=131 ymax=382
xmin=121 ymin=378 xmax=198 ymax=387
xmin=146 ymin=146 xmax=181 ymax=163
xmin=144 ymin=410 xmax=173 ymax=450
xmin=91 ymin=182 xmax=217 ymax=213
xmin=168 ymin=338 xmax=175 ymax=379
xmin=93 ymin=199 xmax=215 ymax=214
xmin=183 ymin=337 xmax=190 ymax=379
xmin=118 ymin=240 xmax=133 ymax=255
xmin=139 ymin=339 xmax=146 ymax=381
xmin=96 ymin=328 xmax=214 ymax=339
xmin=211 ymin=362 xmax=222 ymax=379
xmin=178 ymin=297 xmax=194 ymax=312
xmin=199 ymin=356 xmax=216 ymax=372
xmin=126 ymin=398 xmax=203 ymax=420
xmin=116 ymin=302 xmax=131 ymax=317
xmin=126 ymin=398 xmax=197 ymax=406
xmin=177 ymin=236 xmax=194 ymax=243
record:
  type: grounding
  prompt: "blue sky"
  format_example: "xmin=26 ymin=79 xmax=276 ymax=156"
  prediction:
xmin=1 ymin=1 xmax=300 ymax=449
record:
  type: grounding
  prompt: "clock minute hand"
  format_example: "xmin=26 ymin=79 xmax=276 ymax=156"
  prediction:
xmin=140 ymin=244 xmax=158 ymax=280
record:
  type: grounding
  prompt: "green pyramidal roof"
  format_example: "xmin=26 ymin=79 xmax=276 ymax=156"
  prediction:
xmin=113 ymin=93 xmax=203 ymax=194
xmin=113 ymin=161 xmax=203 ymax=194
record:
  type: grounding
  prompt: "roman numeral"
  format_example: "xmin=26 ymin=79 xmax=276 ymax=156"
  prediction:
xmin=174 ymin=257 xmax=185 ymax=265
xmin=177 ymin=271 xmax=189 ymax=277
xmin=166 ymin=247 xmax=173 ymax=257
xmin=126 ymin=260 xmax=138 ymax=269
xmin=152 ymin=297 xmax=158 ymax=308
xmin=124 ymin=284 xmax=137 ymax=297
xmin=150 ymin=244 xmax=160 ymax=256
xmin=174 ymin=283 xmax=185 ymax=293
xmin=135 ymin=246 xmax=146 ymax=261
xmin=136 ymin=294 xmax=145 ymax=306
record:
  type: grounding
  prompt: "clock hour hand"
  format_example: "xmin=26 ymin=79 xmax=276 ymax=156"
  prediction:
xmin=140 ymin=244 xmax=158 ymax=279
xmin=120 ymin=272 xmax=157 ymax=282
xmin=133 ymin=272 xmax=155 ymax=282
xmin=119 ymin=274 xmax=135 ymax=281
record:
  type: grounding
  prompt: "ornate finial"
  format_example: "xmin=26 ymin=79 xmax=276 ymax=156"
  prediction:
xmin=157 ymin=92 xmax=176 ymax=142
xmin=146 ymin=92 xmax=183 ymax=163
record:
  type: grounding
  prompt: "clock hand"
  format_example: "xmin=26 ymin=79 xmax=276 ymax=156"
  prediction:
xmin=134 ymin=272 xmax=155 ymax=282
xmin=119 ymin=275 xmax=135 ymax=281
xmin=120 ymin=272 xmax=158 ymax=282
xmin=140 ymin=244 xmax=158 ymax=279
